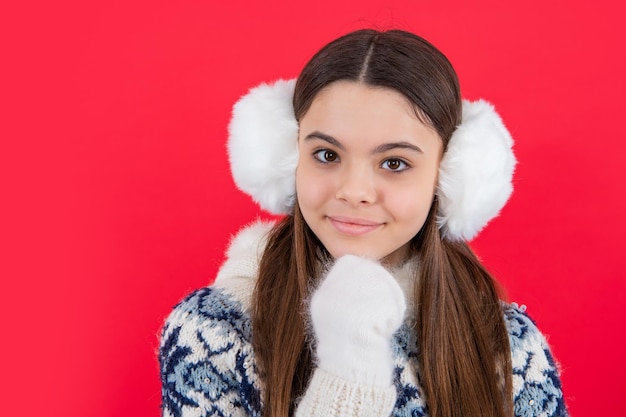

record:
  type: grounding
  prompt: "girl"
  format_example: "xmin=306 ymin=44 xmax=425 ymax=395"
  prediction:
xmin=159 ymin=29 xmax=568 ymax=417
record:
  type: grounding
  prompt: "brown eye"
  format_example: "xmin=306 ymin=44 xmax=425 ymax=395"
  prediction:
xmin=387 ymin=160 xmax=400 ymax=170
xmin=383 ymin=158 xmax=408 ymax=171
xmin=314 ymin=149 xmax=339 ymax=163
xmin=324 ymin=151 xmax=337 ymax=162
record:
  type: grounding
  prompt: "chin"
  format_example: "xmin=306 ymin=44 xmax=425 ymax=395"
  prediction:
xmin=327 ymin=245 xmax=395 ymax=263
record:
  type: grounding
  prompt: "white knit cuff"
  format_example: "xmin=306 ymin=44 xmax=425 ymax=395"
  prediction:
xmin=295 ymin=368 xmax=396 ymax=417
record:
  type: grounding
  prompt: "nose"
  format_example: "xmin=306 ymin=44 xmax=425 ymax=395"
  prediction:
xmin=335 ymin=163 xmax=378 ymax=206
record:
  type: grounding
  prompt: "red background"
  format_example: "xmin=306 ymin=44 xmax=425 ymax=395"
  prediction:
xmin=2 ymin=1 xmax=624 ymax=416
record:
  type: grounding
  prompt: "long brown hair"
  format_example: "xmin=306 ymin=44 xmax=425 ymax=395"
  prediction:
xmin=252 ymin=29 xmax=513 ymax=417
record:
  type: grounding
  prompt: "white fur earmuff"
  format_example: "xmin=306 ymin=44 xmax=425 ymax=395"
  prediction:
xmin=227 ymin=79 xmax=516 ymax=241
xmin=227 ymin=79 xmax=299 ymax=214
xmin=437 ymin=100 xmax=516 ymax=241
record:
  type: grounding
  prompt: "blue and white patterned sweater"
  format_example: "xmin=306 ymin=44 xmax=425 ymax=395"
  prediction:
xmin=160 ymin=222 xmax=568 ymax=417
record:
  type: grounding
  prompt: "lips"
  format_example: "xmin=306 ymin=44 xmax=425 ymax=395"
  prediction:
xmin=327 ymin=216 xmax=383 ymax=236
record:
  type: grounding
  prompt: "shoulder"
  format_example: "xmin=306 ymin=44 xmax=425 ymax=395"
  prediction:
xmin=502 ymin=303 xmax=569 ymax=417
xmin=160 ymin=287 xmax=253 ymax=383
xmin=212 ymin=220 xmax=275 ymax=312
xmin=160 ymin=219 xmax=275 ymax=383
xmin=159 ymin=221 xmax=275 ymax=416
xmin=160 ymin=286 xmax=262 ymax=415
xmin=502 ymin=303 xmax=559 ymax=372
xmin=162 ymin=286 xmax=252 ymax=346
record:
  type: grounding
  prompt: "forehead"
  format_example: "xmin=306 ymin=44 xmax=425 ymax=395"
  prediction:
xmin=299 ymin=81 xmax=441 ymax=150
xmin=308 ymin=80 xmax=415 ymax=117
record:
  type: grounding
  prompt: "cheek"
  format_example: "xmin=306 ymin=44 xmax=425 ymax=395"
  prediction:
xmin=296 ymin=165 xmax=330 ymax=210
xmin=386 ymin=179 xmax=437 ymax=225
xmin=393 ymin=192 xmax=431 ymax=221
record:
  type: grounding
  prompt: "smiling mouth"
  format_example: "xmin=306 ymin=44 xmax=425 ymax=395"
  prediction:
xmin=327 ymin=216 xmax=383 ymax=236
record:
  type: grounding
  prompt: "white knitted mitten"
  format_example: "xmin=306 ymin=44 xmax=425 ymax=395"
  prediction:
xmin=310 ymin=255 xmax=407 ymax=387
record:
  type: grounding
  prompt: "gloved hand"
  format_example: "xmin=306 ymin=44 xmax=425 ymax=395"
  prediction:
xmin=309 ymin=255 xmax=407 ymax=387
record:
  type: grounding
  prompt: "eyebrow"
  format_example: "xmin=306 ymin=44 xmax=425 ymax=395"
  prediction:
xmin=304 ymin=131 xmax=345 ymax=150
xmin=304 ymin=131 xmax=423 ymax=154
xmin=373 ymin=142 xmax=423 ymax=154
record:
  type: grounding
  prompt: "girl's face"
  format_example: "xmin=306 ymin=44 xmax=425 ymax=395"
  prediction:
xmin=296 ymin=81 xmax=442 ymax=266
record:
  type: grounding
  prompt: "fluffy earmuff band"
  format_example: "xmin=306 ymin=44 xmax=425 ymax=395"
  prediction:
xmin=227 ymin=79 xmax=516 ymax=241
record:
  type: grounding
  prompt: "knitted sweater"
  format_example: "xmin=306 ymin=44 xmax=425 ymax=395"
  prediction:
xmin=159 ymin=221 xmax=568 ymax=417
